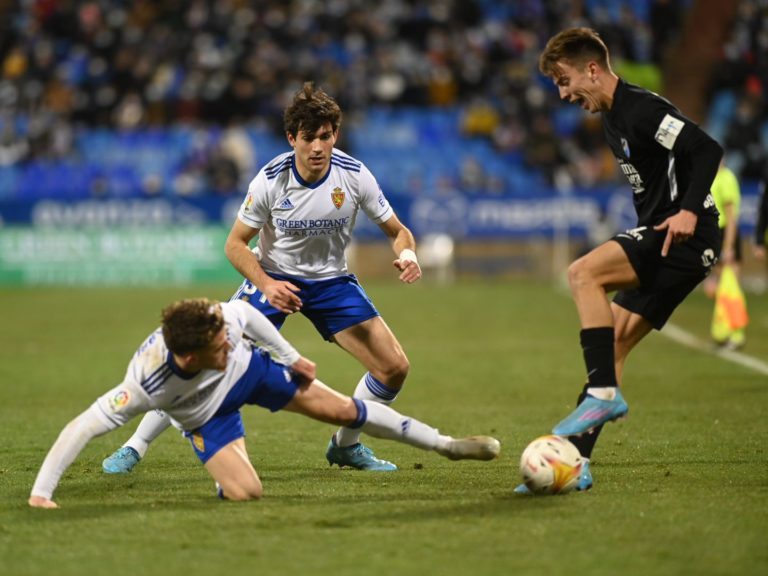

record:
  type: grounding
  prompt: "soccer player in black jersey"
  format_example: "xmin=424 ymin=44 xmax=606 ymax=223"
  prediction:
xmin=517 ymin=28 xmax=723 ymax=493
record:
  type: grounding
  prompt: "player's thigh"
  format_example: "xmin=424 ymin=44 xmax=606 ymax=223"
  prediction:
xmin=204 ymin=437 xmax=263 ymax=501
xmin=571 ymin=240 xmax=640 ymax=292
xmin=283 ymin=379 xmax=357 ymax=426
xmin=333 ymin=316 xmax=408 ymax=376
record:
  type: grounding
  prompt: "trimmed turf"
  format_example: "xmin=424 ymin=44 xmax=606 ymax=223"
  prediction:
xmin=1 ymin=280 xmax=766 ymax=576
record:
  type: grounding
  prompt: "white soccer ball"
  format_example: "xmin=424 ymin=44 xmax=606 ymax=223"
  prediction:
xmin=519 ymin=435 xmax=584 ymax=495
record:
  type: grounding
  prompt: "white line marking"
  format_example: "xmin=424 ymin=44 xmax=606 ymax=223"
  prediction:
xmin=662 ymin=323 xmax=768 ymax=376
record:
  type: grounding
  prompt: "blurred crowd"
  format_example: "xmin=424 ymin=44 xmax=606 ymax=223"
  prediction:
xmin=0 ymin=0 xmax=765 ymax=198
xmin=710 ymin=0 xmax=768 ymax=181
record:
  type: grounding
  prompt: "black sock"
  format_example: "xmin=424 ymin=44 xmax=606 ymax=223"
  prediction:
xmin=568 ymin=384 xmax=604 ymax=458
xmin=580 ymin=327 xmax=617 ymax=388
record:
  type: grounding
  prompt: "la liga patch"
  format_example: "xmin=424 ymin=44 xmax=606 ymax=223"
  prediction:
xmin=108 ymin=390 xmax=131 ymax=412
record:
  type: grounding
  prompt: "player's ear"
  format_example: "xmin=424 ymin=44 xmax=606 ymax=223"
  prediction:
xmin=286 ymin=131 xmax=296 ymax=148
xmin=587 ymin=61 xmax=599 ymax=81
xmin=177 ymin=351 xmax=198 ymax=371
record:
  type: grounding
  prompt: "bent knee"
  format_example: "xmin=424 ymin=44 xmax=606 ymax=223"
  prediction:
xmin=221 ymin=482 xmax=263 ymax=501
xmin=375 ymin=356 xmax=410 ymax=387
xmin=567 ymin=257 xmax=594 ymax=289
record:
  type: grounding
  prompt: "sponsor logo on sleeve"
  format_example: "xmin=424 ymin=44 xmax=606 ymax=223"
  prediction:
xmin=108 ymin=390 xmax=131 ymax=412
xmin=654 ymin=114 xmax=685 ymax=150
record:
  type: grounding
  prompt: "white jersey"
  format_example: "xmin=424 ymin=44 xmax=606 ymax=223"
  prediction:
xmin=92 ymin=300 xmax=298 ymax=431
xmin=30 ymin=300 xmax=300 ymax=500
xmin=237 ymin=148 xmax=394 ymax=279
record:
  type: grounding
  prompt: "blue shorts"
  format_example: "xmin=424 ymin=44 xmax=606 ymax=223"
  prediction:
xmin=185 ymin=349 xmax=299 ymax=463
xmin=229 ymin=273 xmax=379 ymax=341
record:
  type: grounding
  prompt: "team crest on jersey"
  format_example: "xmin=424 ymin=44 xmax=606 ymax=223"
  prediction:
xmin=621 ymin=137 xmax=631 ymax=158
xmin=192 ymin=433 xmax=205 ymax=452
xmin=331 ymin=187 xmax=345 ymax=209
xmin=108 ymin=390 xmax=130 ymax=412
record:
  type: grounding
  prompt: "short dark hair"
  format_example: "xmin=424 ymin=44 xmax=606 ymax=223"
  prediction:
xmin=539 ymin=28 xmax=610 ymax=78
xmin=283 ymin=82 xmax=342 ymax=138
xmin=161 ymin=298 xmax=224 ymax=355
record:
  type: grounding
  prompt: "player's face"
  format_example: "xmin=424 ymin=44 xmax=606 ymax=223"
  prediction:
xmin=288 ymin=122 xmax=337 ymax=183
xmin=552 ymin=61 xmax=606 ymax=113
xmin=195 ymin=329 xmax=231 ymax=371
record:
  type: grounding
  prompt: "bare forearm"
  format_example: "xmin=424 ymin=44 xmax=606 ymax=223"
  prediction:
xmin=390 ymin=227 xmax=416 ymax=256
xmin=225 ymin=237 xmax=269 ymax=289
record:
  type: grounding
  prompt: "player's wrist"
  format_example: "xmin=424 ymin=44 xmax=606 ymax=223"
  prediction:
xmin=399 ymin=249 xmax=418 ymax=265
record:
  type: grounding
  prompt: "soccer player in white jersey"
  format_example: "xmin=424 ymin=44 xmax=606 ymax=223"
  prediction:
xmin=102 ymin=82 xmax=423 ymax=473
xmin=28 ymin=298 xmax=500 ymax=508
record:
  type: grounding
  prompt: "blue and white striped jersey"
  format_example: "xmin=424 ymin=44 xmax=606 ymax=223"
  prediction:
xmin=92 ymin=300 xmax=300 ymax=432
xmin=237 ymin=148 xmax=394 ymax=280
xmin=30 ymin=300 xmax=300 ymax=500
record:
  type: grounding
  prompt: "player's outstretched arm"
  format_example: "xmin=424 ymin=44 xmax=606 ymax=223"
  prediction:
xmin=29 ymin=405 xmax=116 ymax=508
xmin=235 ymin=301 xmax=301 ymax=366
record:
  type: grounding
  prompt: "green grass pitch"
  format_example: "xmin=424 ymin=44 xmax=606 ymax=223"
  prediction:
xmin=1 ymin=279 xmax=766 ymax=576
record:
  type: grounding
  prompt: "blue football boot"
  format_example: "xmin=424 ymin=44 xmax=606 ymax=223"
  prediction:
xmin=325 ymin=436 xmax=398 ymax=471
xmin=552 ymin=389 xmax=628 ymax=436
xmin=514 ymin=460 xmax=593 ymax=494
xmin=102 ymin=446 xmax=141 ymax=474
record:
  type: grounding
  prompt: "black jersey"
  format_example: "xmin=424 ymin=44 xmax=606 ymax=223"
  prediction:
xmin=602 ymin=80 xmax=722 ymax=227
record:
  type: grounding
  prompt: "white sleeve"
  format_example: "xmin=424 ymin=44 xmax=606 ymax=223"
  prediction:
xmin=232 ymin=300 xmax=301 ymax=366
xmin=30 ymin=404 xmax=117 ymax=500
xmin=30 ymin=378 xmax=153 ymax=501
xmin=359 ymin=164 xmax=394 ymax=224
xmin=237 ymin=171 xmax=270 ymax=229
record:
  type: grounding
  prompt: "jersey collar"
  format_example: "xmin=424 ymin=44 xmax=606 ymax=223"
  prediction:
xmin=291 ymin=154 xmax=332 ymax=189
xmin=167 ymin=350 xmax=200 ymax=380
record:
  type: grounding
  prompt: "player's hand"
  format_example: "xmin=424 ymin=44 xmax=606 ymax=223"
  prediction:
xmin=29 ymin=495 xmax=58 ymax=509
xmin=754 ymin=245 xmax=766 ymax=261
xmin=262 ymin=278 xmax=303 ymax=314
xmin=290 ymin=356 xmax=317 ymax=385
xmin=654 ymin=209 xmax=698 ymax=257
xmin=393 ymin=257 xmax=422 ymax=284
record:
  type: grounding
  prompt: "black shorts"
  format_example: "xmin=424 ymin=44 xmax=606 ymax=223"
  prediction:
xmin=612 ymin=216 xmax=721 ymax=330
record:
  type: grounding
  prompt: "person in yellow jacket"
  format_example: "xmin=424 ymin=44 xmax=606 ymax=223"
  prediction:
xmin=704 ymin=160 xmax=747 ymax=349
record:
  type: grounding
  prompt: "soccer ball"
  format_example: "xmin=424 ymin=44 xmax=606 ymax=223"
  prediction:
xmin=519 ymin=435 xmax=584 ymax=495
